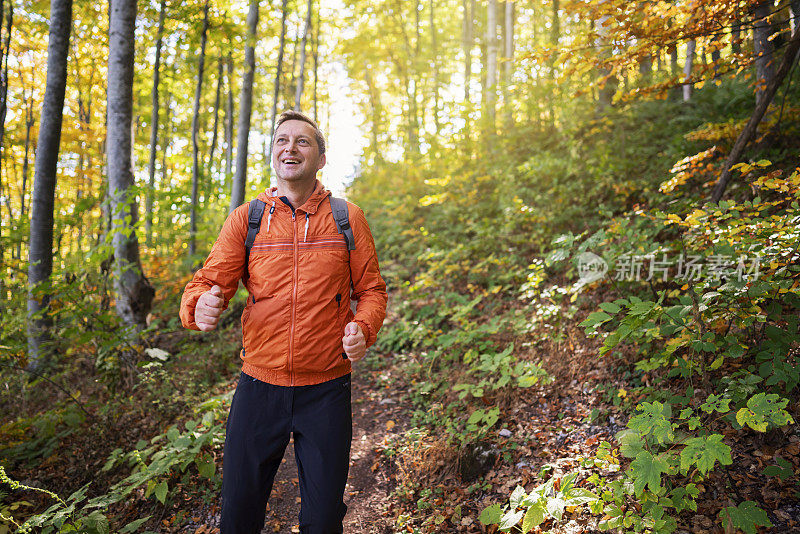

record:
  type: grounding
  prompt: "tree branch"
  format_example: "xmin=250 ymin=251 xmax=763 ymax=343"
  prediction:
xmin=708 ymin=26 xmax=800 ymax=204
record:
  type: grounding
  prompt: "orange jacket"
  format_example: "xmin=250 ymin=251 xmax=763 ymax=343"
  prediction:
xmin=180 ymin=180 xmax=388 ymax=386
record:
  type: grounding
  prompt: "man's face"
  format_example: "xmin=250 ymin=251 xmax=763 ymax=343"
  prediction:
xmin=272 ymin=120 xmax=326 ymax=184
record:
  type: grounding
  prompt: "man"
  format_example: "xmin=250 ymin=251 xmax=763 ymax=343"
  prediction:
xmin=179 ymin=110 xmax=387 ymax=534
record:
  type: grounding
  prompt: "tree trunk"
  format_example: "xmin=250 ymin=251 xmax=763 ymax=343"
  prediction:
xmin=288 ymin=21 xmax=300 ymax=104
xmin=189 ymin=0 xmax=209 ymax=257
xmin=462 ymin=0 xmax=473 ymax=144
xmin=207 ymin=56 xmax=223 ymax=183
xmin=0 ymin=1 xmax=12 ymax=284
xmin=294 ymin=0 xmax=312 ymax=110
xmin=753 ymin=1 xmax=775 ymax=108
xmin=710 ymin=25 xmax=800 ymax=203
xmin=596 ymin=16 xmax=617 ymax=109
xmin=26 ymin=0 xmax=72 ymax=369
xmin=159 ymin=89 xmax=172 ymax=243
xmin=108 ymin=0 xmax=154 ymax=328
xmin=429 ymin=0 xmax=440 ymax=136
xmin=550 ymin=0 xmax=559 ymax=77
xmin=229 ymin=0 xmax=259 ymax=212
xmin=265 ymin=0 xmax=288 ymax=179
xmin=485 ymin=0 xmax=497 ymax=131
xmin=682 ymin=38 xmax=696 ymax=102
xmin=224 ymin=49 xmax=233 ymax=183
xmin=145 ymin=0 xmax=165 ymax=248
xmin=409 ymin=0 xmax=420 ymax=152
xmin=364 ymin=66 xmax=381 ymax=161
xmin=0 ymin=2 xmax=11 ymax=176
xmin=21 ymin=89 xmax=34 ymax=224
xmin=462 ymin=0 xmax=472 ymax=106
xmin=312 ymin=5 xmax=319 ymax=121
xmin=504 ymin=1 xmax=514 ymax=86
xmin=503 ymin=0 xmax=514 ymax=123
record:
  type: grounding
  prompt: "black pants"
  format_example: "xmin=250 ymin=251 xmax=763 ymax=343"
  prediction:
xmin=220 ymin=372 xmax=352 ymax=534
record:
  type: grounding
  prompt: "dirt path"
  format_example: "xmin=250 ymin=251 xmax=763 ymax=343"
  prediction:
xmin=258 ymin=366 xmax=405 ymax=533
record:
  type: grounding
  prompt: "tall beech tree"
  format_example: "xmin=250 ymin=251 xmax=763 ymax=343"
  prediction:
xmin=229 ymin=0 xmax=258 ymax=212
xmin=752 ymin=1 xmax=775 ymax=108
xmin=462 ymin=0 xmax=473 ymax=141
xmin=26 ymin=0 xmax=72 ymax=368
xmin=225 ymin=49 xmax=233 ymax=183
xmin=108 ymin=0 xmax=154 ymax=328
xmin=682 ymin=39 xmax=696 ymax=102
xmin=189 ymin=0 xmax=210 ymax=257
xmin=207 ymin=56 xmax=223 ymax=180
xmin=266 ymin=0 xmax=289 ymax=171
xmin=485 ymin=0 xmax=497 ymax=130
xmin=145 ymin=0 xmax=166 ymax=248
xmin=294 ymin=0 xmax=313 ymax=111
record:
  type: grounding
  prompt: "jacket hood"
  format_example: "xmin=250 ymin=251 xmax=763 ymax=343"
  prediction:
xmin=259 ymin=179 xmax=332 ymax=215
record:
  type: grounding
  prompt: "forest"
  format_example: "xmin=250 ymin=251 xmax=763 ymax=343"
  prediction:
xmin=1 ymin=0 xmax=799 ymax=532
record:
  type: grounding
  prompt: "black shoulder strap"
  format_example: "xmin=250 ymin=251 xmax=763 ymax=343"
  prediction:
xmin=329 ymin=196 xmax=355 ymax=251
xmin=243 ymin=199 xmax=267 ymax=281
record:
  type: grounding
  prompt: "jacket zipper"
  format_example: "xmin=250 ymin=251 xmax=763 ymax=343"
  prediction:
xmin=290 ymin=210 xmax=298 ymax=386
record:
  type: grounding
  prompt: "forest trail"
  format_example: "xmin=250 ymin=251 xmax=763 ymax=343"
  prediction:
xmin=259 ymin=366 xmax=402 ymax=533
xmin=204 ymin=364 xmax=410 ymax=533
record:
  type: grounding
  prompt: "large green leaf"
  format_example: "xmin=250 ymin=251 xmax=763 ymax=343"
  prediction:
xmin=629 ymin=450 xmax=669 ymax=496
xmin=522 ymin=502 xmax=546 ymax=532
xmin=719 ymin=501 xmax=772 ymax=534
xmin=499 ymin=510 xmax=524 ymax=531
xmin=154 ymin=481 xmax=168 ymax=504
xmin=679 ymin=434 xmax=732 ymax=475
xmin=736 ymin=393 xmax=793 ymax=432
xmin=479 ymin=504 xmax=503 ymax=525
xmin=628 ymin=402 xmax=674 ymax=444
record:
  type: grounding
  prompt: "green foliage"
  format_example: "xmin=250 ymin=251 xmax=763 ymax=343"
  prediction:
xmin=479 ymin=470 xmax=601 ymax=533
xmin=460 ymin=109 xmax=800 ymax=533
xmin=454 ymin=344 xmax=550 ymax=401
xmin=98 ymin=393 xmax=228 ymax=507
xmin=2 ymin=393 xmax=229 ymax=532
xmin=719 ymin=501 xmax=773 ymax=534
xmin=735 ymin=392 xmax=794 ymax=432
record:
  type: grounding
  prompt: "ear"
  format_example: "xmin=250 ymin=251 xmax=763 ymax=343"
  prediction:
xmin=317 ymin=152 xmax=327 ymax=171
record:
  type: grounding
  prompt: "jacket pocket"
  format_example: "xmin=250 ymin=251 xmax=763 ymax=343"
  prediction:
xmin=241 ymin=294 xmax=290 ymax=370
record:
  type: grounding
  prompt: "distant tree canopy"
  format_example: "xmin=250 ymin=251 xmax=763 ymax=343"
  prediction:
xmin=0 ymin=0 xmax=798 ymax=365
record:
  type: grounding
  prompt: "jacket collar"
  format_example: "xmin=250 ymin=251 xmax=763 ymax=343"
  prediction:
xmin=261 ymin=179 xmax=331 ymax=215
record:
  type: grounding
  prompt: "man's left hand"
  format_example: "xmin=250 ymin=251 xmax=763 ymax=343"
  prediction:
xmin=342 ymin=322 xmax=366 ymax=363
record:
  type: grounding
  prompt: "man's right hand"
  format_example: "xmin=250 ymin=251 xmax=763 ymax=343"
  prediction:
xmin=195 ymin=285 xmax=224 ymax=332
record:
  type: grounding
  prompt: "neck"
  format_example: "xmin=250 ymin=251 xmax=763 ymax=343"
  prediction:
xmin=274 ymin=178 xmax=317 ymax=207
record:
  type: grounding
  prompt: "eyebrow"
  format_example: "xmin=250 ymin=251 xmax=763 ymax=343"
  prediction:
xmin=275 ymin=134 xmax=312 ymax=141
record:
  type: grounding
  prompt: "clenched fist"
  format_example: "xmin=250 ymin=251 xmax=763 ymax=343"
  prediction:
xmin=342 ymin=322 xmax=366 ymax=363
xmin=195 ymin=285 xmax=224 ymax=332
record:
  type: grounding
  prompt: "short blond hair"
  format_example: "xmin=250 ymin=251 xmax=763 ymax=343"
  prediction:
xmin=275 ymin=110 xmax=326 ymax=155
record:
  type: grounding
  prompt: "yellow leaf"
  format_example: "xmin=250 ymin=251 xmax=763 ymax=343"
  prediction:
xmin=386 ymin=420 xmax=395 ymax=431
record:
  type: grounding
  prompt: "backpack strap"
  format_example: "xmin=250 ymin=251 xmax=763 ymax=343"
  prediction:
xmin=243 ymin=199 xmax=267 ymax=281
xmin=329 ymin=196 xmax=355 ymax=251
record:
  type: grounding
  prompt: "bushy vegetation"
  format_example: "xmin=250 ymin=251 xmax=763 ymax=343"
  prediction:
xmin=350 ymin=77 xmax=800 ymax=532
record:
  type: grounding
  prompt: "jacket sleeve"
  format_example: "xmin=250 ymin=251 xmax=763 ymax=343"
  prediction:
xmin=179 ymin=204 xmax=249 ymax=330
xmin=348 ymin=203 xmax=388 ymax=348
